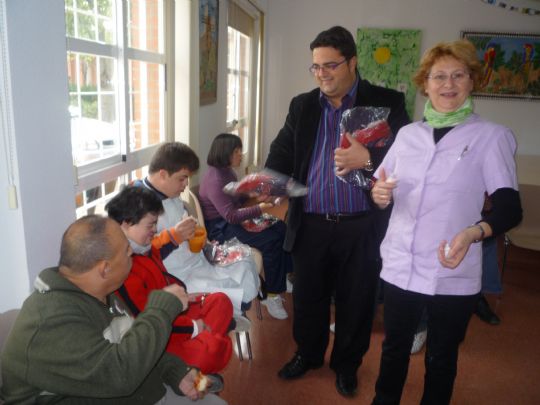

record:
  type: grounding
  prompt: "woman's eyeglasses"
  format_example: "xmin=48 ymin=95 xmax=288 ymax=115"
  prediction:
xmin=427 ymin=71 xmax=471 ymax=85
xmin=309 ymin=58 xmax=348 ymax=75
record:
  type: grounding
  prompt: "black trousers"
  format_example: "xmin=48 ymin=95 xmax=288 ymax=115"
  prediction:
xmin=291 ymin=212 xmax=380 ymax=374
xmin=373 ymin=282 xmax=478 ymax=405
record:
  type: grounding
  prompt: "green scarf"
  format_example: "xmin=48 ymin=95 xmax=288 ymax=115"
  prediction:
xmin=423 ymin=97 xmax=474 ymax=128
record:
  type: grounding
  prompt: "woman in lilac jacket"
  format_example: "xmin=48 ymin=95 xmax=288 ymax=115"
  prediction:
xmin=371 ymin=40 xmax=522 ymax=404
xmin=199 ymin=133 xmax=293 ymax=320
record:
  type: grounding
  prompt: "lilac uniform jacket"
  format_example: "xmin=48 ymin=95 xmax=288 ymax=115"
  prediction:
xmin=375 ymin=114 xmax=518 ymax=296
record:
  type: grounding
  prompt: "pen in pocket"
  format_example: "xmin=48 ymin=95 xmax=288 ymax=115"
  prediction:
xmin=458 ymin=145 xmax=469 ymax=160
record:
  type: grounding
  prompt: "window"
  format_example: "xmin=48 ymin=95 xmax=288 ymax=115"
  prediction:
xmin=75 ymin=166 xmax=148 ymax=217
xmin=65 ymin=0 xmax=172 ymax=214
xmin=227 ymin=0 xmax=263 ymax=169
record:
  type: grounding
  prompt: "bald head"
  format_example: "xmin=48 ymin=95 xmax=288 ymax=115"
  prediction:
xmin=59 ymin=215 xmax=117 ymax=274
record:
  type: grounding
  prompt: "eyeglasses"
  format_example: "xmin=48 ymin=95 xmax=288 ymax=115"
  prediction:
xmin=427 ymin=71 xmax=471 ymax=85
xmin=309 ymin=58 xmax=348 ymax=75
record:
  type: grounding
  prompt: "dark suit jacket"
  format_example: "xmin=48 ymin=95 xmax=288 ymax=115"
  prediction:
xmin=265 ymin=78 xmax=411 ymax=252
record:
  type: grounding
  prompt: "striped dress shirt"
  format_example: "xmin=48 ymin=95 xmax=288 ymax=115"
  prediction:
xmin=303 ymin=77 xmax=370 ymax=214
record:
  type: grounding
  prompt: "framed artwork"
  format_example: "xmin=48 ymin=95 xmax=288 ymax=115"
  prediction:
xmin=356 ymin=28 xmax=422 ymax=118
xmin=199 ymin=0 xmax=219 ymax=105
xmin=461 ymin=31 xmax=540 ymax=100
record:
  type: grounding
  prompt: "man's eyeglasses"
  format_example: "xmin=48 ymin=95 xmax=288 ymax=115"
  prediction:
xmin=309 ymin=58 xmax=348 ymax=75
xmin=427 ymin=71 xmax=471 ymax=85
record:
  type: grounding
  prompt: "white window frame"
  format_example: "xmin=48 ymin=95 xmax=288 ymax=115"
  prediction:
xmin=66 ymin=0 xmax=174 ymax=194
xmin=226 ymin=0 xmax=263 ymax=169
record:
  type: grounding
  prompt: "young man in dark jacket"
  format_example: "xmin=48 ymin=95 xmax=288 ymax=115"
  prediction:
xmin=265 ymin=26 xmax=410 ymax=397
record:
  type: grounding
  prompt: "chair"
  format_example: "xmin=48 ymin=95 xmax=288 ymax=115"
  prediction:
xmin=501 ymin=183 xmax=540 ymax=280
xmin=181 ymin=187 xmax=263 ymax=360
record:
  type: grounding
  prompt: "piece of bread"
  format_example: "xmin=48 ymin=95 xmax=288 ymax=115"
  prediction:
xmin=194 ymin=371 xmax=209 ymax=392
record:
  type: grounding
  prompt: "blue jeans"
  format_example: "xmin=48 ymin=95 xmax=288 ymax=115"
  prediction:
xmin=481 ymin=237 xmax=502 ymax=294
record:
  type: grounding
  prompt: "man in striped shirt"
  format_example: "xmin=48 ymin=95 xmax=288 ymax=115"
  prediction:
xmin=265 ymin=26 xmax=410 ymax=397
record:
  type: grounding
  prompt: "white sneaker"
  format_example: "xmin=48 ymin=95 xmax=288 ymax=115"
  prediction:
xmin=411 ymin=330 xmax=427 ymax=354
xmin=262 ymin=295 xmax=288 ymax=319
xmin=330 ymin=323 xmax=335 ymax=333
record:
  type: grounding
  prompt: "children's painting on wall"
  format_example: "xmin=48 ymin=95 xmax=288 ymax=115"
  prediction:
xmin=200 ymin=0 xmax=219 ymax=105
xmin=462 ymin=31 xmax=540 ymax=100
xmin=356 ymin=28 xmax=421 ymax=118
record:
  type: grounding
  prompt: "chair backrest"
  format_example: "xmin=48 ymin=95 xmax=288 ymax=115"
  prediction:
xmin=507 ymin=183 xmax=540 ymax=251
xmin=0 ymin=309 xmax=20 ymax=389
xmin=181 ymin=186 xmax=205 ymax=229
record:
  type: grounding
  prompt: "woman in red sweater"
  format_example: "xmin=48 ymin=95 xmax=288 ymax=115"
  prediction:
xmin=106 ymin=185 xmax=233 ymax=374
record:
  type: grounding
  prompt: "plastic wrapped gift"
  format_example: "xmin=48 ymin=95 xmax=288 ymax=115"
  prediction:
xmin=337 ymin=106 xmax=393 ymax=189
xmin=203 ymin=237 xmax=252 ymax=267
xmin=241 ymin=213 xmax=279 ymax=233
xmin=223 ymin=168 xmax=307 ymax=198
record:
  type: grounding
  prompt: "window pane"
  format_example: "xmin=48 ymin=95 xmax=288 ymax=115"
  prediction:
xmin=227 ymin=27 xmax=237 ymax=69
xmin=97 ymin=0 xmax=113 ymax=17
xmin=67 ymin=0 xmax=115 ymax=44
xmin=76 ymin=0 xmax=94 ymax=11
xmin=75 ymin=173 xmax=128 ymax=218
xmin=65 ymin=9 xmax=75 ymax=37
xmin=98 ymin=17 xmax=114 ymax=43
xmin=81 ymin=94 xmax=98 ymax=118
xmin=239 ymin=34 xmax=250 ymax=71
xmin=77 ymin=13 xmax=97 ymax=41
xmin=129 ymin=60 xmax=165 ymax=150
xmin=100 ymin=57 xmax=115 ymax=90
xmin=68 ymin=52 xmax=120 ymax=166
xmin=127 ymin=0 xmax=163 ymax=52
xmin=227 ymin=27 xmax=251 ymax=146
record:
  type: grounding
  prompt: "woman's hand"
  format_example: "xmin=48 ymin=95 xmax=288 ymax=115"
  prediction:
xmin=371 ymin=168 xmax=396 ymax=209
xmin=334 ymin=132 xmax=370 ymax=176
xmin=438 ymin=224 xmax=487 ymax=269
xmin=258 ymin=201 xmax=275 ymax=213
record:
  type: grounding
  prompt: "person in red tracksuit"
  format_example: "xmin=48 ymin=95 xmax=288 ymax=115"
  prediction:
xmin=106 ymin=185 xmax=233 ymax=374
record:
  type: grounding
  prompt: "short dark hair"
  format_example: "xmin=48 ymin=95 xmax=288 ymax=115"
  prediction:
xmin=207 ymin=133 xmax=243 ymax=168
xmin=310 ymin=26 xmax=357 ymax=60
xmin=105 ymin=185 xmax=164 ymax=226
xmin=148 ymin=142 xmax=200 ymax=175
xmin=59 ymin=215 xmax=113 ymax=273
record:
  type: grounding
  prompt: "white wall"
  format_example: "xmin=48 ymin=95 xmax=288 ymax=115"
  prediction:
xmin=261 ymin=0 xmax=540 ymax=170
xmin=0 ymin=0 xmax=75 ymax=312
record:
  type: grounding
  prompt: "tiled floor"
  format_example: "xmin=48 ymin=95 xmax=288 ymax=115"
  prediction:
xmin=220 ymin=241 xmax=540 ymax=404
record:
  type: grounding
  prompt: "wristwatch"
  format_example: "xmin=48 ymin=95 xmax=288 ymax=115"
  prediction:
xmin=365 ymin=159 xmax=374 ymax=171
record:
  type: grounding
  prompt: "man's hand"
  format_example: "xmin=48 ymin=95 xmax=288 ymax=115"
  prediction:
xmin=370 ymin=168 xmax=396 ymax=209
xmin=162 ymin=284 xmax=189 ymax=310
xmin=178 ymin=369 xmax=203 ymax=400
xmin=174 ymin=217 xmax=197 ymax=242
xmin=334 ymin=132 xmax=370 ymax=176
